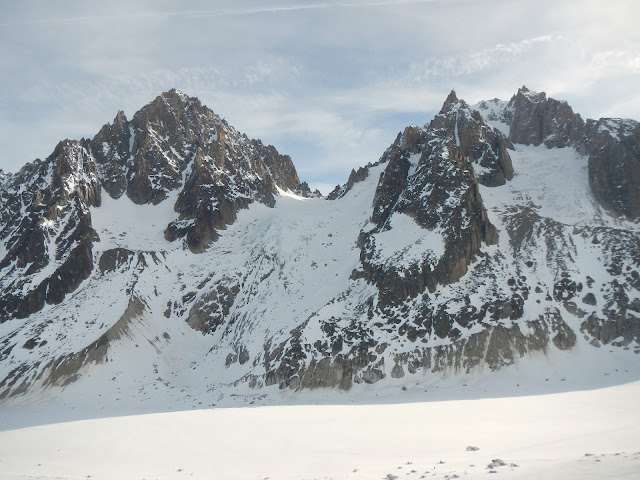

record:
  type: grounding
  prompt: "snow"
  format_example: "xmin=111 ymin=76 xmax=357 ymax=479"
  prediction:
xmin=373 ymin=213 xmax=444 ymax=269
xmin=0 ymin=377 xmax=638 ymax=480
xmin=275 ymin=186 xmax=310 ymax=201
xmin=596 ymin=117 xmax=639 ymax=141
xmin=453 ymin=109 xmax=460 ymax=146
xmin=90 ymin=192 xmax=182 ymax=252
xmin=480 ymin=144 xmax=639 ymax=230
xmin=128 ymin=125 xmax=135 ymax=153
xmin=472 ymin=99 xmax=511 ymax=137
xmin=0 ymin=160 xmax=387 ymax=396
xmin=598 ymin=119 xmax=622 ymax=141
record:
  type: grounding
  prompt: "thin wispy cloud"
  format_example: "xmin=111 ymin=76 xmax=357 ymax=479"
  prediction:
xmin=0 ymin=8 xmax=274 ymax=27
xmin=406 ymin=36 xmax=561 ymax=83
xmin=0 ymin=0 xmax=441 ymax=27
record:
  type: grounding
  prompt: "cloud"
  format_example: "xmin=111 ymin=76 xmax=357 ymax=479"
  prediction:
xmin=0 ymin=1 xmax=443 ymax=27
xmin=1 ymin=0 xmax=639 ymax=188
xmin=406 ymin=36 xmax=560 ymax=83
xmin=243 ymin=59 xmax=301 ymax=85
xmin=590 ymin=50 xmax=640 ymax=75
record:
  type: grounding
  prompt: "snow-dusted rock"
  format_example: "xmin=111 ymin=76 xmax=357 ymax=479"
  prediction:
xmin=506 ymin=85 xmax=584 ymax=149
xmin=0 ymin=87 xmax=639 ymax=401
xmin=474 ymin=86 xmax=640 ymax=220
xmin=585 ymin=117 xmax=640 ymax=219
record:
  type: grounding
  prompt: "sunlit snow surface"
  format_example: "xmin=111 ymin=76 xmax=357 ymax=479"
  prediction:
xmin=1 ymin=379 xmax=639 ymax=480
xmin=0 ymin=163 xmax=387 ymax=406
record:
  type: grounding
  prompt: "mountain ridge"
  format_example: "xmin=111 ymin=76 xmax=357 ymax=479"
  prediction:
xmin=0 ymin=86 xmax=638 ymax=403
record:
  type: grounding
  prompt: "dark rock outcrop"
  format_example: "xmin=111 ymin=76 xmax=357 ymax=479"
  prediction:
xmin=327 ymin=166 xmax=370 ymax=200
xmin=0 ymin=140 xmax=99 ymax=321
xmin=186 ymin=277 xmax=240 ymax=334
xmin=585 ymin=118 xmax=640 ymax=219
xmin=507 ymin=86 xmax=585 ymax=148
xmin=432 ymin=90 xmax=514 ymax=187
xmin=355 ymin=98 xmax=498 ymax=306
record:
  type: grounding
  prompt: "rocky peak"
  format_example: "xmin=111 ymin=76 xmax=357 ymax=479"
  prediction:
xmin=429 ymin=91 xmax=514 ymax=187
xmin=507 ymin=86 xmax=584 ymax=148
xmin=94 ymin=89 xmax=303 ymax=200
xmin=113 ymin=110 xmax=128 ymax=128
xmin=47 ymin=140 xmax=101 ymax=212
xmin=0 ymin=89 xmax=309 ymax=324
xmin=442 ymin=89 xmax=459 ymax=109
xmin=126 ymin=91 xmax=217 ymax=204
xmin=249 ymin=139 xmax=302 ymax=192
xmin=160 ymin=87 xmax=190 ymax=102
xmin=90 ymin=89 xmax=309 ymax=251
xmin=133 ymin=88 xmax=203 ymax=139
xmin=91 ymin=89 xmax=225 ymax=204
xmin=355 ymin=92 xmax=499 ymax=306
xmin=473 ymin=87 xmax=639 ymax=220
xmin=515 ymin=85 xmax=545 ymax=103
xmin=326 ymin=166 xmax=371 ymax=200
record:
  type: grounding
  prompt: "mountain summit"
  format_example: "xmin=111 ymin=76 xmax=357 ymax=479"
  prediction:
xmin=0 ymin=87 xmax=638 ymax=402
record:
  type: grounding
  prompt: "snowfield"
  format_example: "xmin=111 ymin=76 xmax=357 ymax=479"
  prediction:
xmin=1 ymin=339 xmax=639 ymax=480
xmin=479 ymin=144 xmax=639 ymax=230
xmin=0 ymin=379 xmax=639 ymax=480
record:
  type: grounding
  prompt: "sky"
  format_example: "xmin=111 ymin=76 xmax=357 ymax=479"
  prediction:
xmin=1 ymin=0 xmax=639 ymax=193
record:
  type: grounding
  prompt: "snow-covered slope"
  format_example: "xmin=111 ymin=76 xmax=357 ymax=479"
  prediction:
xmin=0 ymin=87 xmax=639 ymax=408
xmin=2 ymin=380 xmax=640 ymax=480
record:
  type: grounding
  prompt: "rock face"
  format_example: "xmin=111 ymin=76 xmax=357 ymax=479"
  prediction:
xmin=506 ymin=86 xmax=585 ymax=148
xmin=327 ymin=166 xmax=371 ymax=200
xmin=0 ymin=87 xmax=639 ymax=401
xmin=431 ymin=90 xmax=514 ymax=187
xmin=584 ymin=118 xmax=640 ymax=219
xmin=0 ymin=89 xmax=306 ymax=323
xmin=354 ymin=95 xmax=500 ymax=306
xmin=92 ymin=89 xmax=307 ymax=252
xmin=0 ymin=140 xmax=99 ymax=321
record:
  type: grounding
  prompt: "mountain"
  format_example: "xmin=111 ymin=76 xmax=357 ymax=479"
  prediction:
xmin=0 ymin=86 xmax=638 ymax=403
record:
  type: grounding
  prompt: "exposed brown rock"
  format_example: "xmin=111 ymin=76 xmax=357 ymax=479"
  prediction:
xmin=357 ymin=108 xmax=498 ymax=305
xmin=433 ymin=90 xmax=514 ymax=187
xmin=0 ymin=140 xmax=99 ymax=321
xmin=507 ymin=86 xmax=585 ymax=148
xmin=585 ymin=118 xmax=640 ymax=219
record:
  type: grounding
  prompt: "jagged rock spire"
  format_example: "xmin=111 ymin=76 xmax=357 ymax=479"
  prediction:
xmin=444 ymin=89 xmax=458 ymax=104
